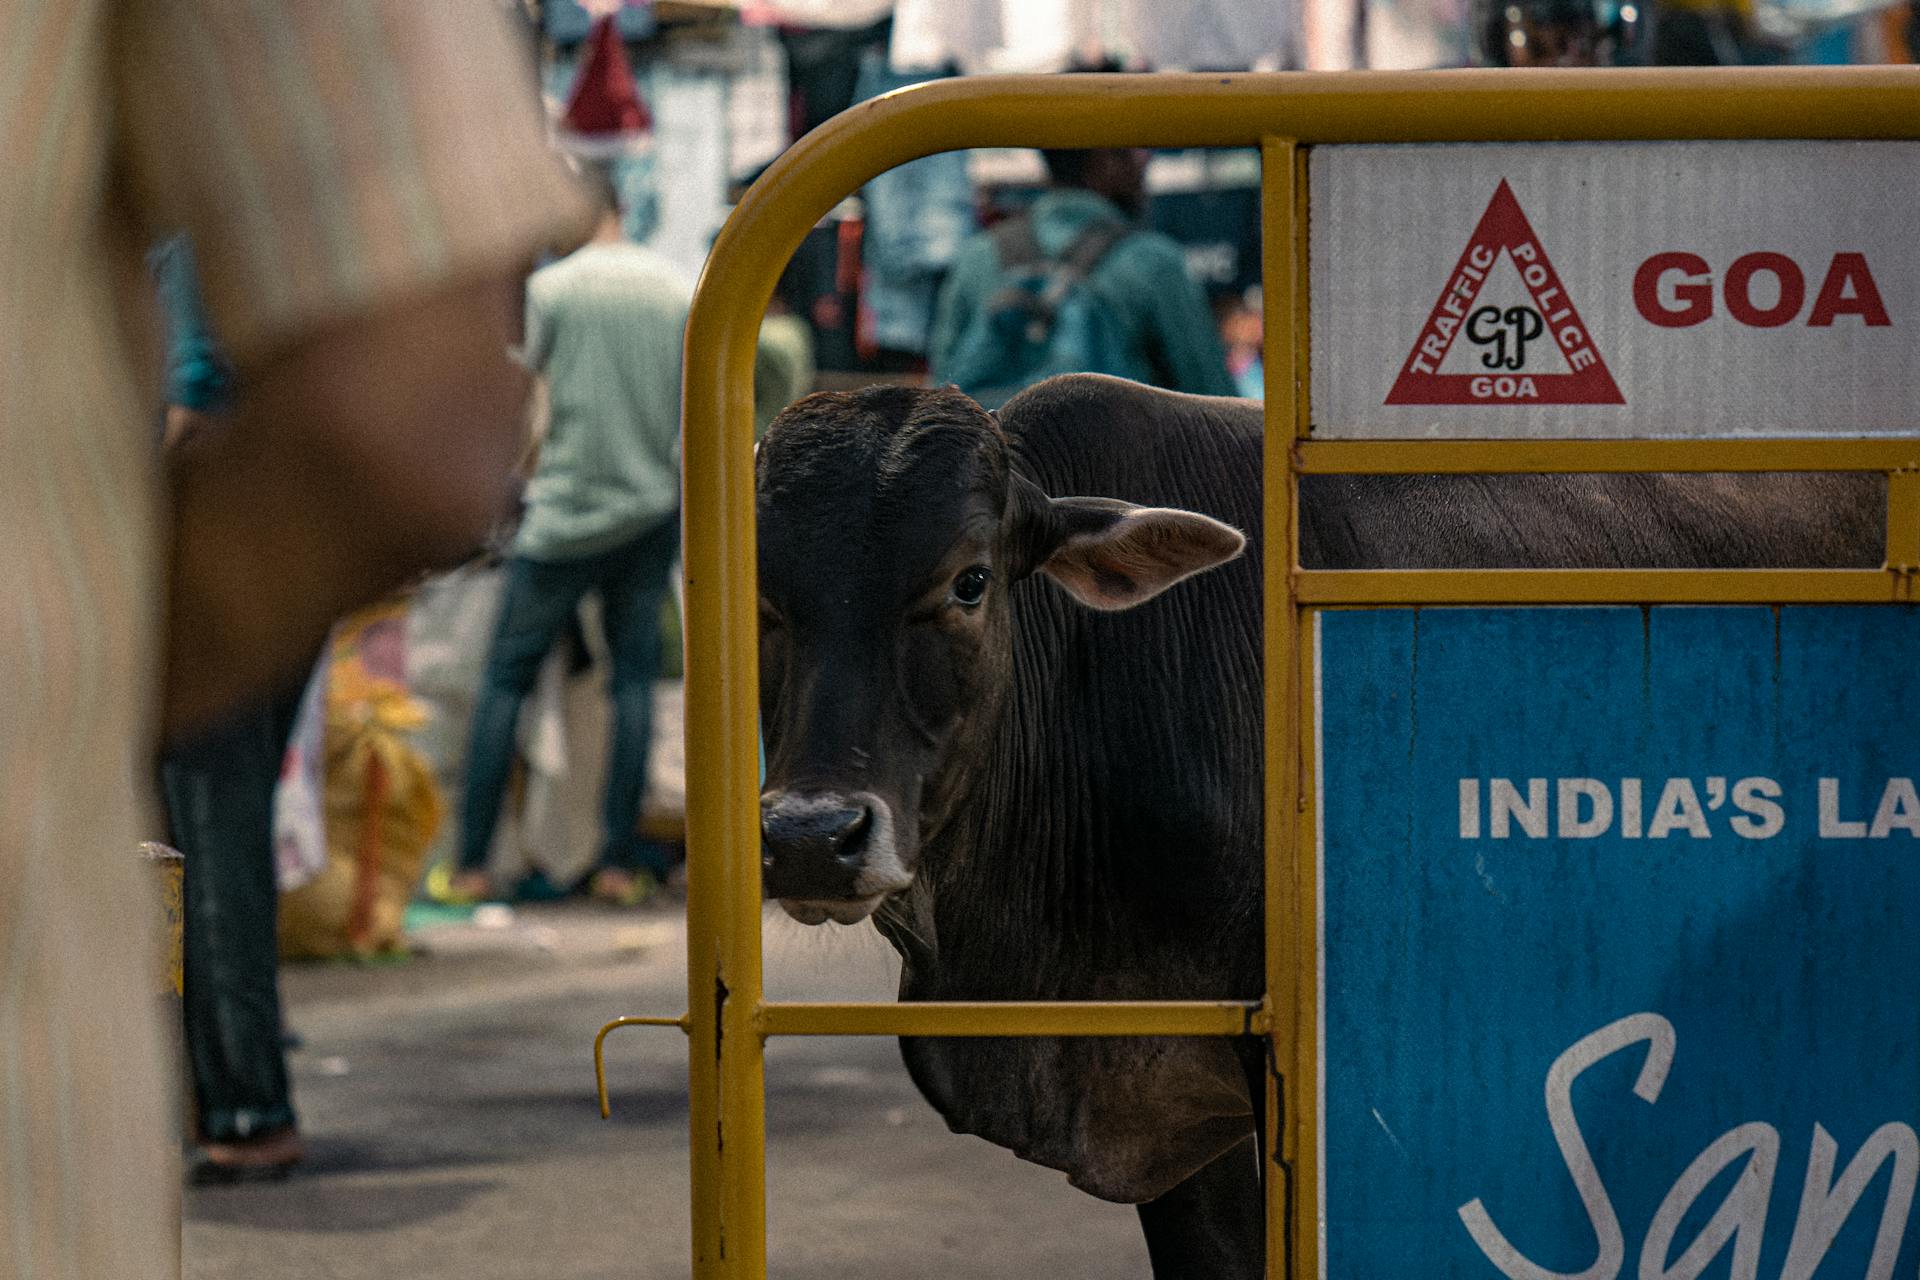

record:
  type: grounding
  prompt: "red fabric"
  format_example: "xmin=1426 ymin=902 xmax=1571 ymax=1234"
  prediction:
xmin=564 ymin=14 xmax=651 ymax=139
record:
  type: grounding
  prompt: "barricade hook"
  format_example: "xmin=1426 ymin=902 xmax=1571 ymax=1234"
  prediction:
xmin=593 ymin=1014 xmax=691 ymax=1118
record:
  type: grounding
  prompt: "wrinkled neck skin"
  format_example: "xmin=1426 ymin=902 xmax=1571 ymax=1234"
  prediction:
xmin=877 ymin=571 xmax=1257 ymax=1002
xmin=870 ymin=564 xmax=1262 ymax=1206
xmin=868 ymin=575 xmax=1014 ymax=987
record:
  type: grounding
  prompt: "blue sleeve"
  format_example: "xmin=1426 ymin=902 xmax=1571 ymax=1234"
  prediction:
xmin=148 ymin=237 xmax=233 ymax=413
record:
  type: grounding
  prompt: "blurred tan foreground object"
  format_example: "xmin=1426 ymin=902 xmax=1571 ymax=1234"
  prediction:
xmin=137 ymin=841 xmax=185 ymax=1278
xmin=280 ymin=607 xmax=445 ymax=960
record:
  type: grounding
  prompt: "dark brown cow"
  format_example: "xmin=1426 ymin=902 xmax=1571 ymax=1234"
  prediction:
xmin=754 ymin=373 xmax=1880 ymax=1277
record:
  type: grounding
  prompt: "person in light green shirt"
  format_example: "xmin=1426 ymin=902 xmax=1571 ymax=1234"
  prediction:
xmin=512 ymin=232 xmax=691 ymax=560
xmin=928 ymin=148 xmax=1236 ymax=403
xmin=453 ymin=172 xmax=693 ymax=905
xmin=753 ymin=305 xmax=816 ymax=439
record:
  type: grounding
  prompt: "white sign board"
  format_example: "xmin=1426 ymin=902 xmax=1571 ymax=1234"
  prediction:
xmin=1309 ymin=141 xmax=1920 ymax=438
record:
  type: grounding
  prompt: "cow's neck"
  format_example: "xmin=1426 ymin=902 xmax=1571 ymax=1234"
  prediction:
xmin=896 ymin=584 xmax=1135 ymax=997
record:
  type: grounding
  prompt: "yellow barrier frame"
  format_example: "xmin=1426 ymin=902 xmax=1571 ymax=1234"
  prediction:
xmin=640 ymin=66 xmax=1920 ymax=1278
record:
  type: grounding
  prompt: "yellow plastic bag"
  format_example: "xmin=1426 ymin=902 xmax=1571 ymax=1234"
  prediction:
xmin=279 ymin=609 xmax=444 ymax=961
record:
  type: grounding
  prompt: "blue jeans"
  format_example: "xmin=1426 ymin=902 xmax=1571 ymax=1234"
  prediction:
xmin=459 ymin=516 xmax=679 ymax=878
xmin=163 ymin=690 xmax=303 ymax=1141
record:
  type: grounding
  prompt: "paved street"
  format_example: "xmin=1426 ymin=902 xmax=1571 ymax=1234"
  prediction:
xmin=183 ymin=901 xmax=1146 ymax=1279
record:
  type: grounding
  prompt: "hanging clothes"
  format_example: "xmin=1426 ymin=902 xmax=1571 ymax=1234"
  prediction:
xmin=728 ymin=25 xmax=791 ymax=180
xmin=1118 ymin=0 xmax=1301 ymax=68
xmin=746 ymin=0 xmax=895 ymax=27
xmin=852 ymin=52 xmax=976 ymax=355
xmin=781 ymin=16 xmax=894 ymax=135
xmin=647 ymin=67 xmax=732 ymax=281
xmin=890 ymin=0 xmax=1302 ymax=73
xmin=890 ymin=0 xmax=1086 ymax=72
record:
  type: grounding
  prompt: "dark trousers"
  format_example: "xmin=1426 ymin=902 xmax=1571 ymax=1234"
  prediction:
xmin=162 ymin=691 xmax=303 ymax=1141
xmin=458 ymin=515 xmax=679 ymax=878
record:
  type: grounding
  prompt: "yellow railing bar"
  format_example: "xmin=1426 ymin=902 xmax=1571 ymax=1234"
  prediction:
xmin=1887 ymin=472 xmax=1920 ymax=572
xmin=1296 ymin=567 xmax=1899 ymax=605
xmin=593 ymin=1015 xmax=690 ymax=1119
xmin=1260 ymin=136 xmax=1306 ymax=1280
xmin=1292 ymin=615 xmax=1325 ymax=1280
xmin=1291 ymin=144 xmax=1313 ymax=444
xmin=758 ymin=1001 xmax=1266 ymax=1038
xmin=1296 ymin=438 xmax=1920 ymax=474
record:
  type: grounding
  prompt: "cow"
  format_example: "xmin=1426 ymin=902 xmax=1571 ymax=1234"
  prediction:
xmin=753 ymin=373 xmax=1881 ymax=1277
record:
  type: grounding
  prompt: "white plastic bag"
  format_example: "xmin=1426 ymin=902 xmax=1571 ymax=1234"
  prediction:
xmin=271 ymin=651 xmax=331 ymax=892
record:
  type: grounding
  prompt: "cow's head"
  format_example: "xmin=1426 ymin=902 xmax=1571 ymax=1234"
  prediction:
xmin=755 ymin=385 xmax=1244 ymax=925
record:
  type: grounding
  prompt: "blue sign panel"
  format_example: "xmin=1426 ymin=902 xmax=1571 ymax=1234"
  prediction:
xmin=1318 ymin=606 xmax=1920 ymax=1280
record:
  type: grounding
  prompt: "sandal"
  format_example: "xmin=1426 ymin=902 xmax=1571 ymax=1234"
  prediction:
xmin=189 ymin=1129 xmax=304 ymax=1185
xmin=587 ymin=867 xmax=660 ymax=908
xmin=424 ymin=863 xmax=493 ymax=907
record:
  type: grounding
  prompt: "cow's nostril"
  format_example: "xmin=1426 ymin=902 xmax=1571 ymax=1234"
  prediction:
xmin=831 ymin=805 xmax=872 ymax=863
xmin=762 ymin=796 xmax=872 ymax=863
xmin=761 ymin=791 xmax=892 ymax=905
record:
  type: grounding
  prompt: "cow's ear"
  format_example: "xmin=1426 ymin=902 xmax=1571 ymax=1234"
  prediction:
xmin=1011 ymin=477 xmax=1244 ymax=611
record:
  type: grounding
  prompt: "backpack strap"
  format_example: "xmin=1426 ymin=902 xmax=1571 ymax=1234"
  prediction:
xmin=989 ymin=214 xmax=1044 ymax=271
xmin=983 ymin=214 xmax=1131 ymax=344
xmin=981 ymin=215 xmax=1053 ymax=340
xmin=1057 ymin=218 xmax=1130 ymax=283
xmin=1034 ymin=218 xmax=1130 ymax=315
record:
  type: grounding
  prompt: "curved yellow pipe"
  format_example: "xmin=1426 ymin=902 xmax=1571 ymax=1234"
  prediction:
xmin=592 ymin=1014 xmax=690 ymax=1119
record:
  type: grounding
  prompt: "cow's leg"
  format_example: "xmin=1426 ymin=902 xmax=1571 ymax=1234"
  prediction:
xmin=1135 ymin=1137 xmax=1264 ymax=1279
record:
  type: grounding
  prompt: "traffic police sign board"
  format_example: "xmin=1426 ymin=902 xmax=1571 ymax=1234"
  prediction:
xmin=1310 ymin=141 xmax=1914 ymax=437
xmin=1315 ymin=606 xmax=1920 ymax=1279
xmin=1385 ymin=179 xmax=1624 ymax=408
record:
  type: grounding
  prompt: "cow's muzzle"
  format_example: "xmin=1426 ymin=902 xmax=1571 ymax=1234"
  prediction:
xmin=761 ymin=789 xmax=912 ymax=924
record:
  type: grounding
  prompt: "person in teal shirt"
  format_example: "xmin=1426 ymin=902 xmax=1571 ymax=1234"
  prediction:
xmin=928 ymin=148 xmax=1237 ymax=402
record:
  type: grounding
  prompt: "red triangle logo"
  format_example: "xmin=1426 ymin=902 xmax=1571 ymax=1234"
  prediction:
xmin=1385 ymin=180 xmax=1624 ymax=407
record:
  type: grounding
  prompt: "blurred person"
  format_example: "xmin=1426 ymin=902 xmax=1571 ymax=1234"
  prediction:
xmin=1218 ymin=288 xmax=1266 ymax=400
xmin=728 ymin=165 xmax=821 ymax=437
xmin=2 ymin=2 xmax=590 ymax=1271
xmin=446 ymin=168 xmax=687 ymax=908
xmin=755 ymin=294 xmax=817 ymax=438
xmin=150 ymin=237 xmax=306 ymax=1181
xmin=164 ymin=699 xmax=310 ymax=1181
xmin=928 ymin=147 xmax=1236 ymax=407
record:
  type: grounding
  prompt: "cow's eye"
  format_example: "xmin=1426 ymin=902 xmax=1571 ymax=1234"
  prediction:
xmin=950 ymin=565 xmax=992 ymax=607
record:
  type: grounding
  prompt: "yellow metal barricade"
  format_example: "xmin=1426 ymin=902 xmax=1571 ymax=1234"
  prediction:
xmin=593 ymin=66 xmax=1920 ymax=1278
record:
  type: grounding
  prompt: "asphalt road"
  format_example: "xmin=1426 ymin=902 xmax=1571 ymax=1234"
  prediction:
xmin=183 ymin=901 xmax=1147 ymax=1279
